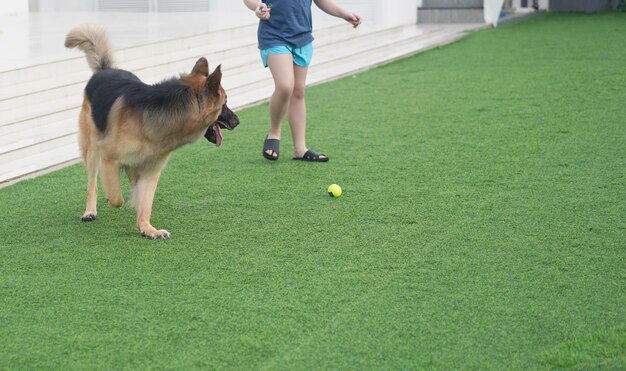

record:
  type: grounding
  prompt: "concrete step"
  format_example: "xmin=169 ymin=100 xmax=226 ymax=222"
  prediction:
xmin=0 ymin=136 xmax=79 ymax=184
xmin=228 ymin=26 xmax=445 ymax=105
xmin=225 ymin=26 xmax=411 ymax=93
xmin=422 ymin=0 xmax=483 ymax=8
xmin=0 ymin=24 xmax=352 ymax=126
xmin=0 ymin=22 xmax=350 ymax=101
xmin=0 ymin=23 xmax=390 ymax=129
xmin=418 ymin=8 xmax=484 ymax=23
xmin=233 ymin=27 xmax=466 ymax=109
xmin=0 ymin=23 xmax=470 ymax=186
xmin=0 ymin=25 xmax=411 ymax=152
xmin=0 ymin=110 xmax=77 ymax=154
xmin=0 ymin=24 xmax=258 ymax=92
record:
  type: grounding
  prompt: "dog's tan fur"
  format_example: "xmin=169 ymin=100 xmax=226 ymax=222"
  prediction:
xmin=66 ymin=24 xmax=237 ymax=239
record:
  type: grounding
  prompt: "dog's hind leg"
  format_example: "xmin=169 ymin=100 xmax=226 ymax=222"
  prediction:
xmin=80 ymin=104 xmax=99 ymax=222
xmin=132 ymin=167 xmax=170 ymax=240
xmin=81 ymin=145 xmax=99 ymax=221
xmin=100 ymin=156 xmax=125 ymax=208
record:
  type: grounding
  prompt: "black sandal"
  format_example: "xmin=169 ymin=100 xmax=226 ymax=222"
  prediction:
xmin=293 ymin=149 xmax=329 ymax=162
xmin=263 ymin=136 xmax=279 ymax=161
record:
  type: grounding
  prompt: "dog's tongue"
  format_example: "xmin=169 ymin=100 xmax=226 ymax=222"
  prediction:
xmin=213 ymin=124 xmax=223 ymax=147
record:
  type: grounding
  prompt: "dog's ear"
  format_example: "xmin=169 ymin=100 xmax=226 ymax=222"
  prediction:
xmin=192 ymin=57 xmax=209 ymax=76
xmin=206 ymin=65 xmax=222 ymax=93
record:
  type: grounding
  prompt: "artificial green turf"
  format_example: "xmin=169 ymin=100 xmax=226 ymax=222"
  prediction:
xmin=1 ymin=13 xmax=625 ymax=369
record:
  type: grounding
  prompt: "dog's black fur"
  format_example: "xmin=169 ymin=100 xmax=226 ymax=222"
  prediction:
xmin=65 ymin=23 xmax=239 ymax=239
xmin=85 ymin=69 xmax=237 ymax=144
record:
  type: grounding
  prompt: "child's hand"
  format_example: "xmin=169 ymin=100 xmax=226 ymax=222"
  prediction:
xmin=344 ymin=12 xmax=361 ymax=28
xmin=256 ymin=4 xmax=271 ymax=20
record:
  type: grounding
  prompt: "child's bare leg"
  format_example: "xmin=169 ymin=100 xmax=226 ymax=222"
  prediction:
xmin=266 ymin=53 xmax=295 ymax=157
xmin=289 ymin=65 xmax=327 ymax=160
xmin=289 ymin=65 xmax=308 ymax=158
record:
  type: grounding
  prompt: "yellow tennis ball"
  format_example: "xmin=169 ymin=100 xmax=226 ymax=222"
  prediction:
xmin=328 ymin=184 xmax=342 ymax=198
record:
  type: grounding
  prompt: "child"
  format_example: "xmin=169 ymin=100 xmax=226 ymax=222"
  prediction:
xmin=243 ymin=0 xmax=361 ymax=161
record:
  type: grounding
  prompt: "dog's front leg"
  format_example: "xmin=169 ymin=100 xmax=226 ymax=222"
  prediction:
xmin=133 ymin=170 xmax=170 ymax=240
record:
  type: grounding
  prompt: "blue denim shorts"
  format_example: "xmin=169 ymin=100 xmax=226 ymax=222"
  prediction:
xmin=260 ymin=43 xmax=313 ymax=68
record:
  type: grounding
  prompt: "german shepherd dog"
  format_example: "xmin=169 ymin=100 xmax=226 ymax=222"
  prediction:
xmin=65 ymin=24 xmax=239 ymax=239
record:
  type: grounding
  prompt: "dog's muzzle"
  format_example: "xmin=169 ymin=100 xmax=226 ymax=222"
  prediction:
xmin=205 ymin=103 xmax=240 ymax=147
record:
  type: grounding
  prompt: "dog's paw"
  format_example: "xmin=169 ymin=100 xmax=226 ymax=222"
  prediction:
xmin=141 ymin=229 xmax=171 ymax=240
xmin=81 ymin=213 xmax=97 ymax=222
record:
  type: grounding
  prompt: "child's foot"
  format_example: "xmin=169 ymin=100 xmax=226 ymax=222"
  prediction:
xmin=293 ymin=149 xmax=329 ymax=162
xmin=263 ymin=136 xmax=280 ymax=160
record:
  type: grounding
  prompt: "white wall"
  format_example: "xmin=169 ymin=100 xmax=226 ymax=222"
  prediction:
xmin=30 ymin=0 xmax=228 ymax=12
xmin=0 ymin=0 xmax=29 ymax=16
xmin=29 ymin=0 xmax=97 ymax=12
xmin=380 ymin=0 xmax=419 ymax=26
xmin=18 ymin=0 xmax=420 ymax=26
xmin=315 ymin=0 xmax=418 ymax=27
xmin=208 ymin=1 xmax=246 ymax=12
xmin=0 ymin=0 xmax=29 ymax=61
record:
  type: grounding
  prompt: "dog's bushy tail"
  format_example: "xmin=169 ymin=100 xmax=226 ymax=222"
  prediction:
xmin=64 ymin=24 xmax=117 ymax=72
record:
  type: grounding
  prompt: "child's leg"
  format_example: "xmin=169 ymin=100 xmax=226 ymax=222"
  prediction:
xmin=289 ymin=65 xmax=309 ymax=158
xmin=266 ymin=53 xmax=295 ymax=154
xmin=289 ymin=65 xmax=327 ymax=160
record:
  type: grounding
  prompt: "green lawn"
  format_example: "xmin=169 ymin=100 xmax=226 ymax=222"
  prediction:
xmin=1 ymin=13 xmax=625 ymax=369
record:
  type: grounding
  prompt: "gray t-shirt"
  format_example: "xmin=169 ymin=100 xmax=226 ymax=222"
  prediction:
xmin=257 ymin=0 xmax=314 ymax=50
